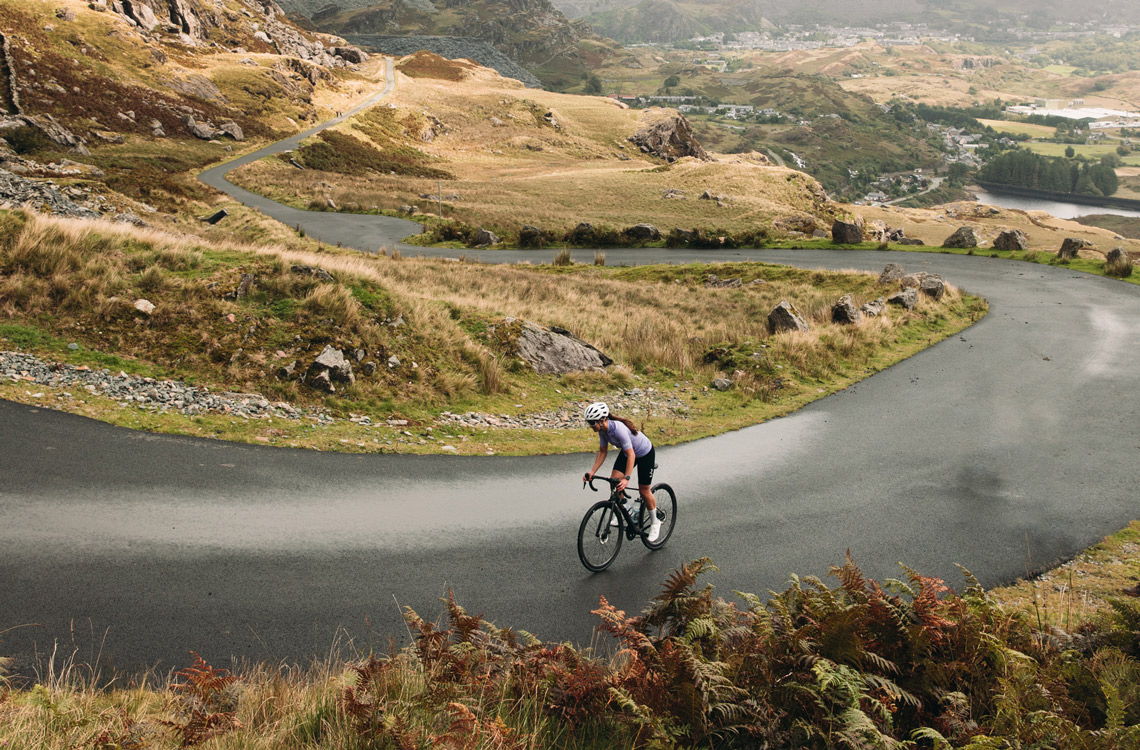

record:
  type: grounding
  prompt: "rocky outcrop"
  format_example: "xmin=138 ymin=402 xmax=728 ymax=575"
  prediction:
xmin=109 ymin=0 xmax=368 ymax=69
xmin=1058 ymin=237 xmax=1092 ymax=260
xmin=623 ymin=223 xmax=661 ymax=241
xmin=831 ymin=218 xmax=863 ymax=244
xmin=943 ymin=226 xmax=980 ymax=249
xmin=628 ymin=113 xmax=710 ymax=163
xmin=887 ymin=288 xmax=918 ymax=310
xmin=861 ymin=297 xmax=886 ymax=317
xmin=474 ymin=228 xmax=501 ymax=246
xmin=0 ymin=167 xmax=101 ymax=219
xmin=508 ymin=320 xmax=612 ymax=375
xmin=993 ymin=229 xmax=1029 ymax=251
xmin=768 ymin=300 xmax=810 ymax=334
xmin=831 ymin=295 xmax=862 ymax=325
xmin=878 ymin=263 xmax=906 ymax=284
xmin=305 ymin=345 xmax=355 ymax=392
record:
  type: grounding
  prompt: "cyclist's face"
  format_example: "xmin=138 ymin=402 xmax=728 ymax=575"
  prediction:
xmin=588 ymin=418 xmax=606 ymax=431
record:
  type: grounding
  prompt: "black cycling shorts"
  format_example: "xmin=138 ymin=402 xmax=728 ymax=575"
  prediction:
xmin=611 ymin=446 xmax=655 ymax=487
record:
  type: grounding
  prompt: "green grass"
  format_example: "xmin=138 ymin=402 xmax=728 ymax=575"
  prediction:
xmin=1021 ymin=141 xmax=1140 ymax=165
xmin=976 ymin=118 xmax=1057 ymax=138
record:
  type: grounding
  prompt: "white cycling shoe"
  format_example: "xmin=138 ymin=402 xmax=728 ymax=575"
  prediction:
xmin=646 ymin=512 xmax=662 ymax=543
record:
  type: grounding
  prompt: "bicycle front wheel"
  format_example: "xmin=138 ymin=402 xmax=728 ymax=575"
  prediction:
xmin=578 ymin=500 xmax=623 ymax=572
xmin=640 ymin=483 xmax=677 ymax=550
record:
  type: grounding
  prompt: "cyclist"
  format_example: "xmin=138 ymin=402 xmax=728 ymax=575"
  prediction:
xmin=582 ymin=402 xmax=661 ymax=542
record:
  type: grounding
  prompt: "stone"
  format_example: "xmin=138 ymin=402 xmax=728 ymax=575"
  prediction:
xmin=331 ymin=46 xmax=368 ymax=64
xmin=219 ymin=122 xmax=244 ymax=141
xmin=993 ymin=229 xmax=1029 ymax=251
xmin=474 ymin=228 xmax=500 ymax=246
xmin=514 ymin=321 xmax=612 ymax=375
xmin=388 ymin=355 xmax=400 ymax=368
xmin=203 ymin=209 xmax=228 ymax=225
xmin=900 ymin=272 xmax=941 ymax=289
xmin=831 ymin=294 xmax=862 ymax=325
xmin=291 ymin=264 xmax=334 ymax=282
xmin=183 ymin=116 xmax=218 ymax=140
xmin=308 ymin=368 xmax=334 ymax=393
xmin=943 ymin=226 xmax=980 ymax=249
xmin=768 ymin=300 xmax=810 ymax=334
xmin=628 ymin=114 xmax=710 ymax=162
xmin=623 ymin=223 xmax=661 ymax=241
xmin=831 ymin=219 xmax=863 ymax=244
xmin=1058 ymin=237 xmax=1092 ymax=260
xmin=309 ymin=345 xmax=354 ymax=386
xmin=861 ymin=297 xmax=886 ymax=317
xmin=133 ymin=298 xmax=155 ymax=315
xmin=887 ymin=288 xmax=918 ymax=310
xmin=919 ymin=276 xmax=946 ymax=300
xmin=898 ymin=238 xmax=926 ymax=246
xmin=704 ymin=274 xmax=742 ymax=288
xmin=1106 ymin=246 xmax=1131 ymax=265
xmin=712 ymin=377 xmax=732 ymax=391
xmin=878 ymin=263 xmax=906 ymax=284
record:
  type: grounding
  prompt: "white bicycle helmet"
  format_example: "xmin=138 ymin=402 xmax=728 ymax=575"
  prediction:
xmin=583 ymin=402 xmax=609 ymax=422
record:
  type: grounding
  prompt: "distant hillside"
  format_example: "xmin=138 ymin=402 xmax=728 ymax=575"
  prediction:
xmin=285 ymin=0 xmax=614 ymax=89
xmin=559 ymin=0 xmax=1140 ymax=42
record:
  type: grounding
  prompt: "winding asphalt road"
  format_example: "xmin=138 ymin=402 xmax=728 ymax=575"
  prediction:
xmin=4 ymin=69 xmax=1140 ymax=677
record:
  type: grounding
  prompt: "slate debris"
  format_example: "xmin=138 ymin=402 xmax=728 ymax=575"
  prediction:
xmin=1 ymin=351 xmax=334 ymax=423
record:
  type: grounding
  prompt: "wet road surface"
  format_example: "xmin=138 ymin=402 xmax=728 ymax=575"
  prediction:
xmin=4 ymin=66 xmax=1140 ymax=675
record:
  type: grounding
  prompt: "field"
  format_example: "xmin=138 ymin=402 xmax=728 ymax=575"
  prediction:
xmin=1020 ymin=141 xmax=1140 ymax=164
xmin=976 ymin=118 xmax=1057 ymax=138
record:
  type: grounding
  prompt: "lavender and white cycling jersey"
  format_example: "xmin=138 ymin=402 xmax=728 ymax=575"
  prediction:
xmin=599 ymin=420 xmax=653 ymax=457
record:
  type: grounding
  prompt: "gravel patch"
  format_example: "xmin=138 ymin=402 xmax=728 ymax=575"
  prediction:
xmin=437 ymin=387 xmax=692 ymax=431
xmin=1 ymin=350 xmax=335 ymax=423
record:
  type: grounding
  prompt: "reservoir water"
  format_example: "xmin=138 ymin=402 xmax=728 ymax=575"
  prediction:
xmin=974 ymin=190 xmax=1140 ymax=220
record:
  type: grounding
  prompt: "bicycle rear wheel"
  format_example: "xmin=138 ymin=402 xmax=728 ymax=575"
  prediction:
xmin=578 ymin=500 xmax=623 ymax=572
xmin=640 ymin=483 xmax=677 ymax=550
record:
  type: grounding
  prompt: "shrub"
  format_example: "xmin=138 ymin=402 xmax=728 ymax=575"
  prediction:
xmin=552 ymin=248 xmax=572 ymax=266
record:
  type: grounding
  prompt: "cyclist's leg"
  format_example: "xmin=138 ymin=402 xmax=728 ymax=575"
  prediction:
xmin=636 ymin=448 xmax=657 ymax=510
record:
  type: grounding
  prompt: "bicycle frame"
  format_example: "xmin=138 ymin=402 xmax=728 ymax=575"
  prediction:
xmin=585 ymin=476 xmax=646 ymax=540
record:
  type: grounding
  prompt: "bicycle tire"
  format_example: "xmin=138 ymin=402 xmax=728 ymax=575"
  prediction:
xmin=578 ymin=500 xmax=623 ymax=572
xmin=640 ymin=483 xmax=677 ymax=550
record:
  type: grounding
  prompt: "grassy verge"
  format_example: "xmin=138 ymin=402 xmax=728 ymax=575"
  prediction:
xmin=988 ymin=521 xmax=1140 ymax=632
xmin=5 ymin=556 xmax=1140 ymax=748
xmin=0 ymin=210 xmax=985 ymax=455
xmin=860 ymin=240 xmax=1140 ymax=285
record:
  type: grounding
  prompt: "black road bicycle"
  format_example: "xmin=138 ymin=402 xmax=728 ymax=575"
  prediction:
xmin=578 ymin=475 xmax=677 ymax=572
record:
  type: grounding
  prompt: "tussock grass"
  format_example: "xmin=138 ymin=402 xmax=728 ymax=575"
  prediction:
xmin=0 ymin=209 xmax=982 ymax=453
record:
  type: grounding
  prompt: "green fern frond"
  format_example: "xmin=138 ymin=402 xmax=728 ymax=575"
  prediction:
xmin=910 ymin=726 xmax=953 ymax=749
xmin=862 ymin=650 xmax=899 ymax=676
xmin=863 ymin=673 xmax=921 ymax=709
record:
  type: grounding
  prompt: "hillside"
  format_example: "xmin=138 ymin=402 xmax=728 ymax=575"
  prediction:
xmin=224 ymin=51 xmax=843 ymax=240
xmin=560 ymin=0 xmax=1140 ymax=37
xmin=285 ymin=0 xmax=613 ymax=89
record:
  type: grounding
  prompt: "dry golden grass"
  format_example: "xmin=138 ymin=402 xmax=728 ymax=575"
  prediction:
xmin=0 ymin=208 xmax=980 ymax=455
xmin=227 ymin=65 xmax=836 ymax=236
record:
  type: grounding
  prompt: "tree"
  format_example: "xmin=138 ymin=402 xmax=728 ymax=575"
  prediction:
xmin=583 ymin=74 xmax=602 ymax=95
xmin=663 ymin=74 xmax=681 ymax=88
xmin=1065 ymin=145 xmax=1076 ymax=158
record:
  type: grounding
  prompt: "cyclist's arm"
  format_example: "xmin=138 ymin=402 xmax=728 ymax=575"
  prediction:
xmin=617 ymin=447 xmax=635 ymax=491
xmin=585 ymin=445 xmax=608 ymax=481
